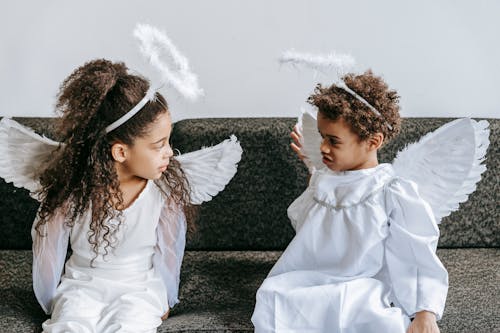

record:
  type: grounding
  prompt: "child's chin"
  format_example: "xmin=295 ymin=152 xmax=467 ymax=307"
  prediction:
xmin=153 ymin=172 xmax=164 ymax=180
xmin=325 ymin=164 xmax=341 ymax=172
xmin=143 ymin=172 xmax=164 ymax=180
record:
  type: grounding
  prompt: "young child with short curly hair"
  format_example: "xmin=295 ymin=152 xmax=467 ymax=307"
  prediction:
xmin=252 ymin=70 xmax=449 ymax=333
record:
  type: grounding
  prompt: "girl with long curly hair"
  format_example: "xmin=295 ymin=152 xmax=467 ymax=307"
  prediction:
xmin=25 ymin=58 xmax=240 ymax=333
xmin=252 ymin=70 xmax=450 ymax=333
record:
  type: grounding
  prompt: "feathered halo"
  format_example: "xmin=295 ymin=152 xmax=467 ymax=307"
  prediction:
xmin=105 ymin=23 xmax=203 ymax=133
xmin=279 ymin=50 xmax=356 ymax=78
xmin=279 ymin=49 xmax=389 ymax=126
xmin=134 ymin=23 xmax=204 ymax=101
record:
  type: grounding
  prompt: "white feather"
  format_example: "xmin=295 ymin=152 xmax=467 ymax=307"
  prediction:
xmin=175 ymin=135 xmax=243 ymax=205
xmin=296 ymin=108 xmax=324 ymax=173
xmin=134 ymin=23 xmax=204 ymax=101
xmin=392 ymin=118 xmax=490 ymax=222
xmin=279 ymin=50 xmax=356 ymax=78
xmin=0 ymin=118 xmax=60 ymax=200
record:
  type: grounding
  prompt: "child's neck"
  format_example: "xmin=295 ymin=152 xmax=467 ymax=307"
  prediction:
xmin=118 ymin=173 xmax=146 ymax=186
xmin=113 ymin=177 xmax=148 ymax=211
xmin=345 ymin=153 xmax=379 ymax=172
xmin=353 ymin=156 xmax=379 ymax=171
xmin=114 ymin=162 xmax=146 ymax=186
xmin=113 ymin=167 xmax=148 ymax=210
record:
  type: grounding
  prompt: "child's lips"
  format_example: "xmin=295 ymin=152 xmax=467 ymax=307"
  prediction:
xmin=322 ymin=155 xmax=333 ymax=165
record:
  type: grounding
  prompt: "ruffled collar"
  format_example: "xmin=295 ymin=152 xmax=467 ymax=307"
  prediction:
xmin=311 ymin=163 xmax=394 ymax=208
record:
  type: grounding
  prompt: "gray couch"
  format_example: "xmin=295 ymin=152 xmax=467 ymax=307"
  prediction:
xmin=0 ymin=117 xmax=498 ymax=333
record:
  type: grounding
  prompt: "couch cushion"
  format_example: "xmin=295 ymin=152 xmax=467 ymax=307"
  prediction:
xmin=0 ymin=248 xmax=498 ymax=332
xmin=0 ymin=117 xmax=498 ymax=250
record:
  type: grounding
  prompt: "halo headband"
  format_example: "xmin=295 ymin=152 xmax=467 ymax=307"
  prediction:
xmin=105 ymin=87 xmax=156 ymax=133
xmin=279 ymin=50 xmax=392 ymax=130
xmin=105 ymin=23 xmax=203 ymax=134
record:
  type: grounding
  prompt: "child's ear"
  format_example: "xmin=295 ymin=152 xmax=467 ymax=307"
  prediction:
xmin=111 ymin=142 xmax=128 ymax=163
xmin=367 ymin=132 xmax=384 ymax=151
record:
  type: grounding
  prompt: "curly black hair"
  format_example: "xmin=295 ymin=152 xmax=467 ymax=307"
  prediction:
xmin=308 ymin=70 xmax=401 ymax=143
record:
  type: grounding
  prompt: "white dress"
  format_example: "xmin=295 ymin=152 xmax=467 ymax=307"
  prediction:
xmin=0 ymin=117 xmax=242 ymax=331
xmin=32 ymin=180 xmax=187 ymax=333
xmin=251 ymin=163 xmax=449 ymax=333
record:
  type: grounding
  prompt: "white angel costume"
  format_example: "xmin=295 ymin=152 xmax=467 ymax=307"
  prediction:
xmin=251 ymin=113 xmax=490 ymax=333
xmin=0 ymin=118 xmax=242 ymax=333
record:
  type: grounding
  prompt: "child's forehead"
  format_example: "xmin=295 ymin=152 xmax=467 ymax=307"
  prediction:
xmin=318 ymin=114 xmax=351 ymax=132
xmin=318 ymin=112 xmax=357 ymax=137
xmin=137 ymin=112 xmax=172 ymax=140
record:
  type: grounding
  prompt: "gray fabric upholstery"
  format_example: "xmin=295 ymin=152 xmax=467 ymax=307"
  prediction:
xmin=0 ymin=117 xmax=498 ymax=250
xmin=0 ymin=249 xmax=498 ymax=333
xmin=0 ymin=117 xmax=498 ymax=332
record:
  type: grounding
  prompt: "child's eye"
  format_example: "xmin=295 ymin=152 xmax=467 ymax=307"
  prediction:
xmin=320 ymin=134 xmax=339 ymax=146
xmin=154 ymin=143 xmax=165 ymax=150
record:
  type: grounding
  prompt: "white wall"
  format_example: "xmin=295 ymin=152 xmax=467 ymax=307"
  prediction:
xmin=1 ymin=0 xmax=499 ymax=121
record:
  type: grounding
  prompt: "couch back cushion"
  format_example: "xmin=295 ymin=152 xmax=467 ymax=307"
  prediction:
xmin=0 ymin=117 xmax=498 ymax=250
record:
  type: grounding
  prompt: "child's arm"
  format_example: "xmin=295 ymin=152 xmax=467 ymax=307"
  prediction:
xmin=384 ymin=178 xmax=448 ymax=323
xmin=31 ymin=207 xmax=70 ymax=314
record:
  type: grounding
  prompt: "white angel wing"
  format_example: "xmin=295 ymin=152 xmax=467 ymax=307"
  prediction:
xmin=392 ymin=118 xmax=490 ymax=222
xmin=0 ymin=118 xmax=60 ymax=199
xmin=296 ymin=109 xmax=324 ymax=173
xmin=175 ymin=135 xmax=242 ymax=205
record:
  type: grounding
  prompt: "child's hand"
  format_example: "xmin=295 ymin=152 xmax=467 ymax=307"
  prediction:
xmin=290 ymin=125 xmax=306 ymax=161
xmin=161 ymin=309 xmax=170 ymax=321
xmin=407 ymin=311 xmax=439 ymax=333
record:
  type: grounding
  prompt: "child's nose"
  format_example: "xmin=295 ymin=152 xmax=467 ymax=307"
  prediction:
xmin=164 ymin=145 xmax=174 ymax=159
xmin=320 ymin=139 xmax=330 ymax=153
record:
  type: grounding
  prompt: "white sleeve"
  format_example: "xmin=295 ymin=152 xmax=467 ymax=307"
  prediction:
xmin=287 ymin=188 xmax=314 ymax=233
xmin=384 ymin=178 xmax=449 ymax=320
xmin=153 ymin=201 xmax=187 ymax=309
xmin=31 ymin=207 xmax=70 ymax=315
xmin=287 ymin=172 xmax=320 ymax=232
